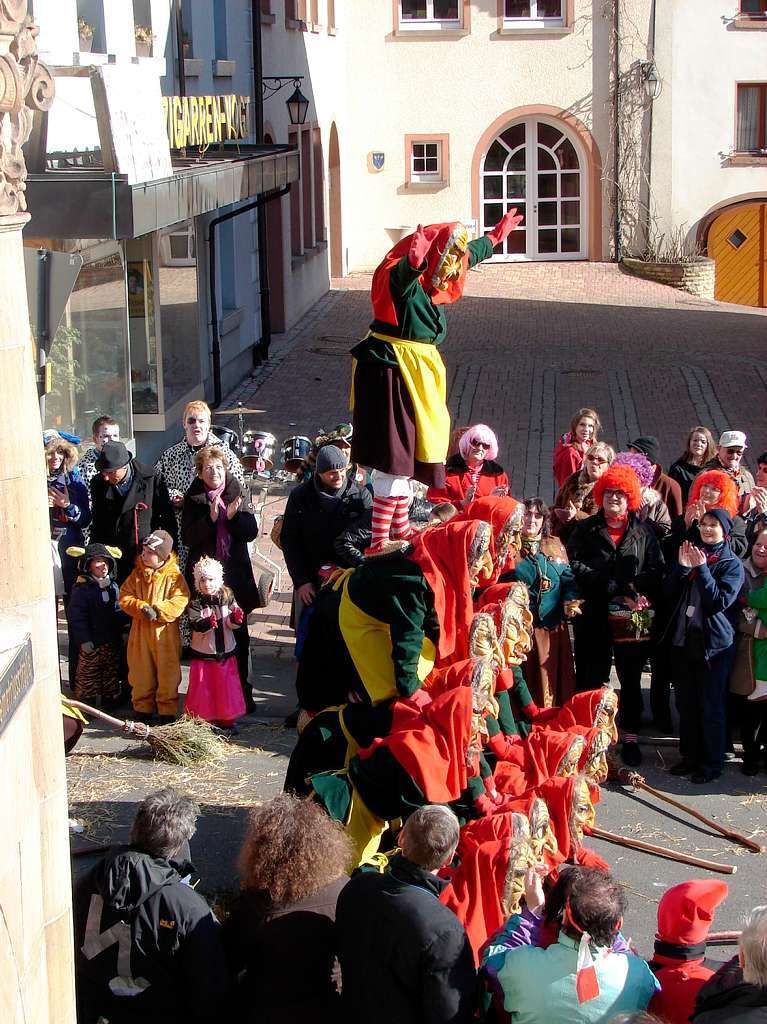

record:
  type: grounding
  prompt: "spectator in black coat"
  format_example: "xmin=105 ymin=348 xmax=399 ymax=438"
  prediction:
xmin=692 ymin=905 xmax=767 ymax=1023
xmin=89 ymin=441 xmax=177 ymax=584
xmin=181 ymin=446 xmax=261 ymax=713
xmin=224 ymin=793 xmax=352 ymax=1024
xmin=280 ymin=444 xmax=372 ymax=610
xmin=336 ymin=804 xmax=476 ymax=1024
xmin=73 ymin=788 xmax=230 ymax=1024
xmin=567 ymin=463 xmax=664 ymax=768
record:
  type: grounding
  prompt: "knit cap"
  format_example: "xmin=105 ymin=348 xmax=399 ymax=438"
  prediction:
xmin=701 ymin=507 xmax=733 ymax=537
xmin=629 ymin=435 xmax=660 ymax=466
xmin=142 ymin=530 xmax=173 ymax=562
xmin=316 ymin=445 xmax=347 ymax=474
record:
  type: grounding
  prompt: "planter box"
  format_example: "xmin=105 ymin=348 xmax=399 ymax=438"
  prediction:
xmin=622 ymin=256 xmax=716 ymax=300
xmin=79 ymin=35 xmax=93 ymax=52
xmin=135 ymin=40 xmax=152 ymax=57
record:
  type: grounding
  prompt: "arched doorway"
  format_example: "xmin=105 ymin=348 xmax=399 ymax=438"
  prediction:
xmin=707 ymin=202 xmax=766 ymax=308
xmin=478 ymin=116 xmax=589 ymax=261
xmin=328 ymin=122 xmax=343 ymax=278
xmin=263 ymin=132 xmax=286 ymax=332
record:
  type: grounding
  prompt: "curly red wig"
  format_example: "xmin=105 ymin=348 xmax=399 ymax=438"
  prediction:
xmin=592 ymin=464 xmax=643 ymax=512
xmin=688 ymin=470 xmax=739 ymax=518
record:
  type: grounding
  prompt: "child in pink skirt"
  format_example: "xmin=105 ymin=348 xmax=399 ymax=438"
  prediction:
xmin=186 ymin=556 xmax=246 ymax=734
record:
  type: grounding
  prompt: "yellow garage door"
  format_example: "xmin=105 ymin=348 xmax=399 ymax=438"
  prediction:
xmin=708 ymin=203 xmax=766 ymax=308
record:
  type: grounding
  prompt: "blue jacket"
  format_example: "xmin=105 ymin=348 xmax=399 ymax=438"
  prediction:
xmin=665 ymin=544 xmax=745 ymax=659
xmin=67 ymin=575 xmax=124 ymax=647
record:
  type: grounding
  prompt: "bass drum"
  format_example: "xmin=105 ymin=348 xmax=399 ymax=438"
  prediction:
xmin=282 ymin=435 xmax=312 ymax=475
xmin=241 ymin=430 xmax=276 ymax=474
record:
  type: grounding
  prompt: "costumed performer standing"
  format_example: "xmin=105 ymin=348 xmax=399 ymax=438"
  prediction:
xmin=350 ymin=211 xmax=523 ymax=552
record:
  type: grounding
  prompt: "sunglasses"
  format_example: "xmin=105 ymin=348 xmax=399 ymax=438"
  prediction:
xmin=470 ymin=439 xmax=491 ymax=449
xmin=586 ymin=456 xmax=608 ymax=464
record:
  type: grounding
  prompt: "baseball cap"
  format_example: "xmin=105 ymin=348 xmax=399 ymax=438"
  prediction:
xmin=718 ymin=430 xmax=747 ymax=450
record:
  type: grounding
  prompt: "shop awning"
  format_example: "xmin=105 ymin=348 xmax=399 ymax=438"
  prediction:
xmin=26 ymin=144 xmax=299 ymax=240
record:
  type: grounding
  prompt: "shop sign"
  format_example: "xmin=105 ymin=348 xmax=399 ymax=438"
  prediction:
xmin=162 ymin=94 xmax=251 ymax=150
xmin=0 ymin=637 xmax=33 ymax=739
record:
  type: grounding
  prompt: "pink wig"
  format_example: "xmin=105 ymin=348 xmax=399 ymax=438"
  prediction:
xmin=459 ymin=423 xmax=499 ymax=463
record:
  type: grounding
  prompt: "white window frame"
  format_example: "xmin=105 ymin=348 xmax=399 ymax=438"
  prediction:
xmin=399 ymin=1 xmax=462 ymax=32
xmin=410 ymin=140 xmax=442 ymax=183
xmin=503 ymin=0 xmax=564 ymax=29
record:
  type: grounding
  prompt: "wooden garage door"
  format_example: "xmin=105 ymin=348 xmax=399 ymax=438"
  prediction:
xmin=708 ymin=203 xmax=766 ymax=307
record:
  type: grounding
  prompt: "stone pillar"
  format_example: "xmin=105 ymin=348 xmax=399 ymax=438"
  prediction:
xmin=0 ymin=7 xmax=72 ymax=1024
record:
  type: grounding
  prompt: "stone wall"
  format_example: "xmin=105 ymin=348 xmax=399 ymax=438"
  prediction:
xmin=622 ymin=256 xmax=716 ymax=300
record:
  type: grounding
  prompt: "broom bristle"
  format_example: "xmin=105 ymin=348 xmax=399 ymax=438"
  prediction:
xmin=146 ymin=715 xmax=229 ymax=766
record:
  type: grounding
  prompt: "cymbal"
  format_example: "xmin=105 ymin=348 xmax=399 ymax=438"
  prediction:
xmin=215 ymin=407 xmax=265 ymax=415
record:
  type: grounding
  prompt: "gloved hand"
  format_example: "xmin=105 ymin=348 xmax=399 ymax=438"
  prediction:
xmin=80 ymin=641 xmax=95 ymax=654
xmin=408 ymin=224 xmax=432 ymax=269
xmin=207 ymin=612 xmax=218 ymax=631
xmin=474 ymin=793 xmax=497 ymax=818
xmin=483 ymin=776 xmax=505 ymax=803
xmin=141 ymin=604 xmax=158 ymax=620
xmin=486 ymin=208 xmax=524 ymax=247
xmin=230 ymin=606 xmax=244 ymax=626
xmin=487 ymin=731 xmax=521 ymax=761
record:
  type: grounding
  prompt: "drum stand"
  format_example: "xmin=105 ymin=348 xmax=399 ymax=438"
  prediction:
xmin=245 ymin=477 xmax=282 ymax=594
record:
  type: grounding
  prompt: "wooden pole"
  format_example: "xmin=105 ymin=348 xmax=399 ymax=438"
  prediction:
xmin=619 ymin=769 xmax=763 ymax=854
xmin=62 ymin=697 xmax=150 ymax=736
xmin=589 ymin=825 xmax=737 ymax=875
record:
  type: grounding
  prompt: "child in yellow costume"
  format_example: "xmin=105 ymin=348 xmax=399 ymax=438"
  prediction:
xmin=120 ymin=529 xmax=190 ymax=722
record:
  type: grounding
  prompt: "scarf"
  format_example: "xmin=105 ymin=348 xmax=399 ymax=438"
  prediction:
xmin=207 ymin=482 xmax=231 ymax=561
xmin=313 ymin=473 xmax=345 ymax=509
xmin=519 ymin=533 xmax=541 ymax=558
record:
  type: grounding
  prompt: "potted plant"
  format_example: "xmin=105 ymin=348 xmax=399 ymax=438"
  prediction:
xmin=78 ymin=17 xmax=94 ymax=53
xmin=134 ymin=24 xmax=154 ymax=58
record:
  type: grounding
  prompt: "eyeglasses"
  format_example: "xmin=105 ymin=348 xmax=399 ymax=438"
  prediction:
xmin=586 ymin=455 xmax=608 ymax=464
xmin=470 ymin=439 xmax=490 ymax=449
xmin=603 ymin=489 xmax=626 ymax=499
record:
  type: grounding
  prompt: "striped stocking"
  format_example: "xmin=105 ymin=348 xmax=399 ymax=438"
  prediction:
xmin=371 ymin=495 xmax=398 ymax=548
xmin=389 ymin=496 xmax=412 ymax=540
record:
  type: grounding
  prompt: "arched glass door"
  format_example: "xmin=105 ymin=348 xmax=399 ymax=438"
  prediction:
xmin=480 ymin=118 xmax=586 ymax=260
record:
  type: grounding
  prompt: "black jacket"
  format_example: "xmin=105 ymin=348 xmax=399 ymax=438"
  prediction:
xmin=180 ymin=474 xmax=260 ymax=611
xmin=73 ymin=846 xmax=230 ymax=1024
xmin=335 ymin=855 xmax=476 ymax=1024
xmin=67 ymin=575 xmax=125 ymax=647
xmin=566 ymin=510 xmax=665 ymax=608
xmin=224 ymin=876 xmax=347 ymax=1024
xmin=668 ymin=457 xmax=704 ymax=504
xmin=90 ymin=460 xmax=177 ymax=583
xmin=280 ymin=476 xmax=372 ymax=588
xmin=693 ymin=955 xmax=767 ymax=1023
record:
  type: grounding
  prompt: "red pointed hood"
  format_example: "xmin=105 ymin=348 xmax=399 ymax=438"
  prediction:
xmin=536 ymin=776 xmax=578 ymax=862
xmin=371 ymin=222 xmax=471 ymax=326
xmin=458 ymin=496 xmax=521 ymax=579
xmin=357 ymin=688 xmax=472 ymax=803
xmin=656 ymin=880 xmax=729 ymax=947
xmin=408 ymin=521 xmax=479 ymax=663
xmin=440 ymin=838 xmax=512 ymax=965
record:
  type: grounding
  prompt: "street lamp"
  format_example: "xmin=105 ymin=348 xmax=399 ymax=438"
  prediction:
xmin=262 ymin=76 xmax=310 ymax=125
xmin=639 ymin=60 xmax=661 ymax=102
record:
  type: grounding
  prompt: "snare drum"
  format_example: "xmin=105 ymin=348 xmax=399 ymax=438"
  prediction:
xmin=241 ymin=430 xmax=276 ymax=473
xmin=282 ymin=435 xmax=312 ymax=474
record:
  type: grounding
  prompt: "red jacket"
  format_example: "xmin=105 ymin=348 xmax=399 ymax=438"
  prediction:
xmin=553 ymin=434 xmax=586 ymax=490
xmin=427 ymin=453 xmax=508 ymax=505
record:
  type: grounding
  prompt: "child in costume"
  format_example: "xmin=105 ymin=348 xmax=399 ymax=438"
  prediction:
xmin=351 ymin=212 xmax=522 ymax=552
xmin=186 ymin=556 xmax=246 ymax=733
xmin=65 ymin=543 xmax=125 ymax=706
xmin=119 ymin=530 xmax=189 ymax=723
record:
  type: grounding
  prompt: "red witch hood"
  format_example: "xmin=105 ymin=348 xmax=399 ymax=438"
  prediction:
xmin=458 ymin=496 xmax=521 ymax=580
xmin=440 ymin=837 xmax=515 ymax=966
xmin=655 ymin=880 xmax=728 ymax=948
xmin=356 ymin=688 xmax=472 ymax=803
xmin=424 ymin=657 xmax=473 ymax=698
xmin=371 ymin=222 xmax=471 ymax=327
xmin=534 ymin=776 xmax=609 ymax=873
xmin=494 ymin=728 xmax=585 ymax=797
xmin=408 ymin=520 xmax=478 ymax=664
xmin=533 ymin=688 xmax=610 ymax=733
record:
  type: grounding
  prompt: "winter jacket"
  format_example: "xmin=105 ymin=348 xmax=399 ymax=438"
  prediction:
xmin=566 ymin=510 xmax=665 ymax=609
xmin=427 ymin=452 xmax=509 ymax=505
xmin=90 ymin=460 xmax=177 ymax=583
xmin=665 ymin=512 xmax=749 ymax=563
xmin=120 ymin=554 xmax=190 ymax=625
xmin=669 ymin=457 xmax=704 ymax=504
xmin=483 ymin=928 xmax=658 ymax=1024
xmin=664 ymin=543 xmax=744 ymax=659
xmin=280 ymin=475 xmax=372 ymax=589
xmin=693 ymin=955 xmax=767 ymax=1024
xmin=224 ymin=876 xmax=347 ymax=1024
xmin=73 ymin=846 xmax=230 ymax=1024
xmin=187 ymin=590 xmax=241 ymax=660
xmin=553 ymin=434 xmax=589 ymax=490
xmin=639 ymin=486 xmax=672 ymax=539
xmin=336 ymin=855 xmax=476 ymax=1024
xmin=49 ymin=470 xmax=91 ymax=549
xmin=67 ymin=574 xmax=124 ymax=647
xmin=181 ymin=474 xmax=260 ymax=611
xmin=653 ymin=466 xmax=684 ymax=519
